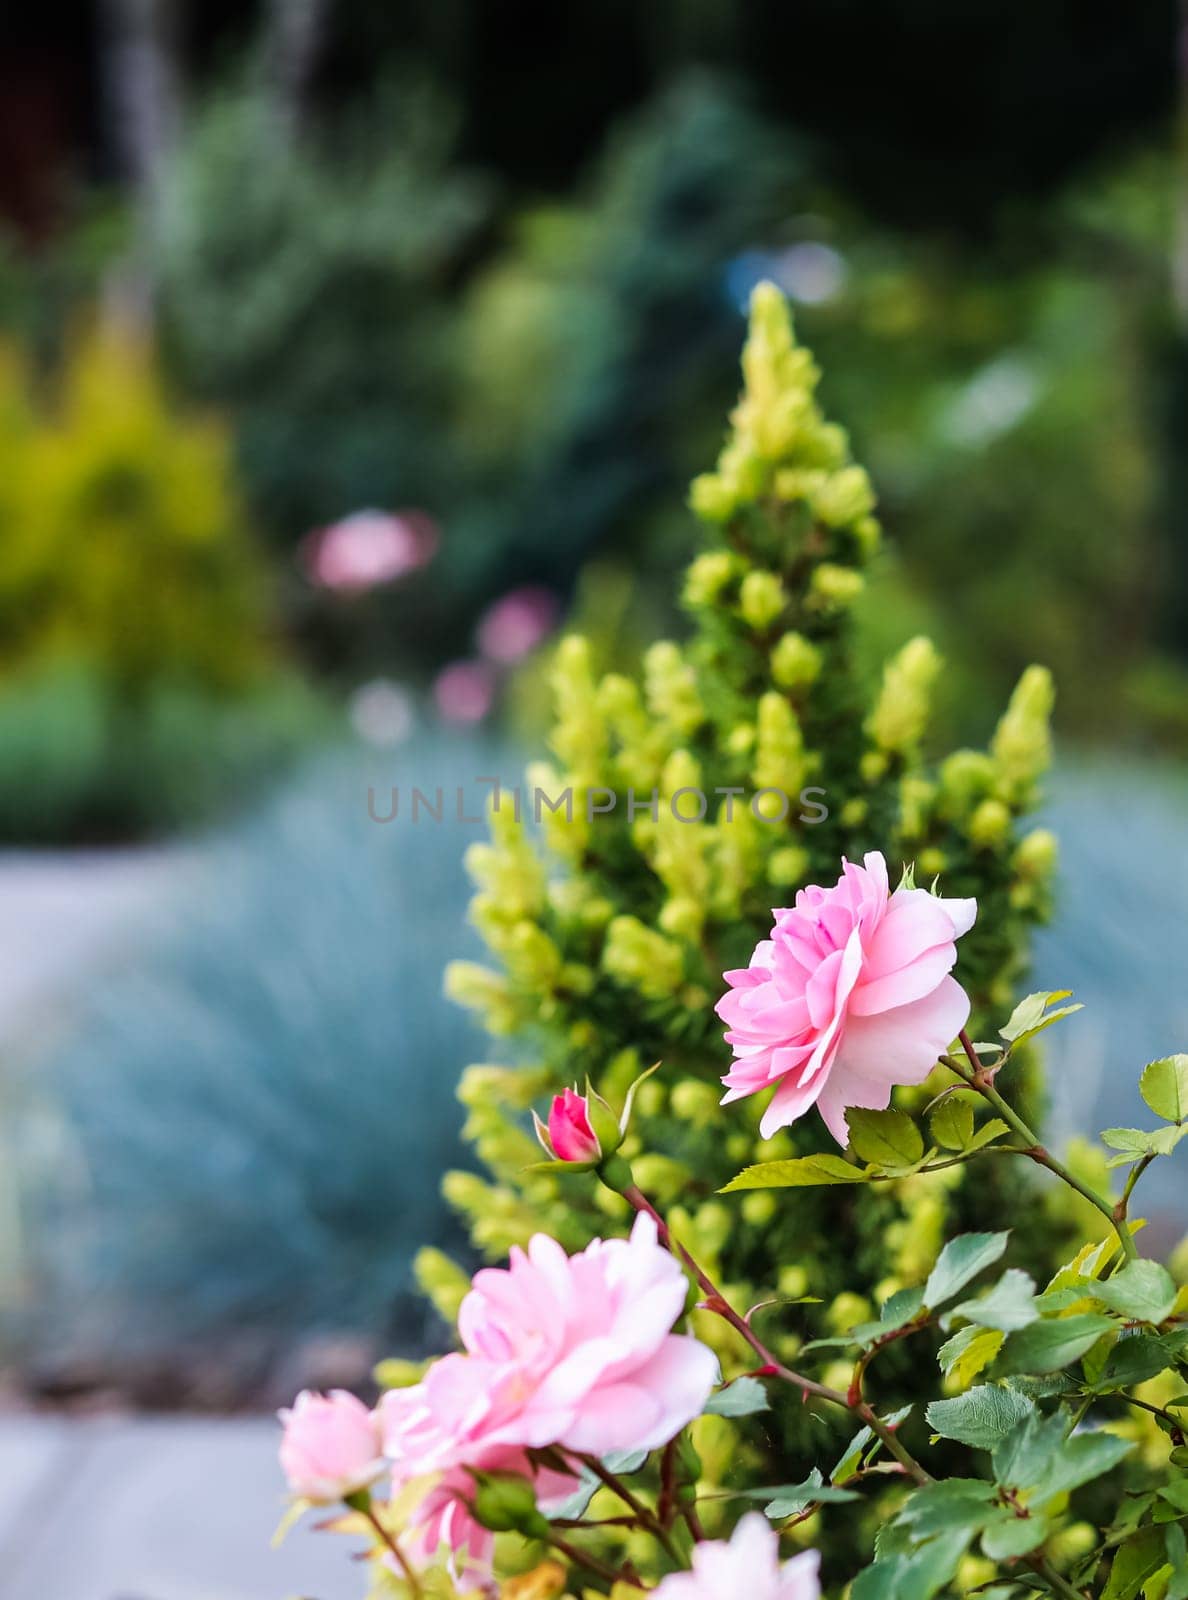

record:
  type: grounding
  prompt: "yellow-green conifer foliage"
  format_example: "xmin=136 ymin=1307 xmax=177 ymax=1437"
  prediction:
xmin=439 ymin=284 xmax=1062 ymax=1504
xmin=0 ymin=330 xmax=267 ymax=693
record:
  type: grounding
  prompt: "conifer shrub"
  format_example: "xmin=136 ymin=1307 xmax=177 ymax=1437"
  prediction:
xmin=435 ymin=284 xmax=1067 ymax=1502
xmin=0 ymin=330 xmax=313 ymax=839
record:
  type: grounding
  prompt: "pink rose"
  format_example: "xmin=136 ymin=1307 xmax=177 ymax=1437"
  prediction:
xmin=434 ymin=659 xmax=497 ymax=724
xmin=381 ymin=1213 xmax=717 ymax=1467
xmin=277 ymin=1389 xmax=385 ymax=1503
xmin=538 ymin=1087 xmax=602 ymax=1163
xmin=717 ymin=851 xmax=975 ymax=1145
xmin=653 ymin=1515 xmax=821 ymax=1600
xmin=304 ymin=509 xmax=437 ymax=592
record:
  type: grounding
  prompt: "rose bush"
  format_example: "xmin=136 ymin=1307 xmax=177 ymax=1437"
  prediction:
xmin=278 ymin=885 xmax=1188 ymax=1597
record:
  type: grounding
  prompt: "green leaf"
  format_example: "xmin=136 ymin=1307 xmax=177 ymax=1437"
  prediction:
xmin=1103 ymin=1527 xmax=1170 ymax=1600
xmin=852 ymin=1561 xmax=906 ymax=1600
xmin=996 ymin=1313 xmax=1115 ymax=1375
xmin=721 ymin=1153 xmax=867 ymax=1191
xmin=880 ymin=1286 xmax=926 ymax=1331
xmin=703 ymin=1375 xmax=770 ymax=1417
xmin=826 ymin=1407 xmax=915 ymax=1474
xmin=1141 ymin=1056 xmax=1188 ymax=1123
xmin=982 ymin=1512 xmax=1050 ymax=1560
xmin=1102 ymin=1124 xmax=1187 ymax=1166
xmin=1086 ymin=1259 xmax=1178 ymax=1325
xmin=1081 ymin=1327 xmax=1117 ymax=1387
xmin=930 ymin=1097 xmax=975 ymax=1151
xmin=1102 ymin=1125 xmax=1184 ymax=1155
xmin=1166 ymin=1523 xmax=1188 ymax=1600
xmin=759 ymin=1468 xmax=860 ymax=1519
xmin=1032 ymin=1432 xmax=1132 ymax=1502
xmin=938 ymin=1324 xmax=1004 ymax=1386
xmin=926 ymin=1385 xmax=1034 ymax=1449
xmin=854 ymin=1530 xmax=975 ymax=1600
xmin=847 ymin=1107 xmax=925 ymax=1169
xmin=896 ymin=1478 xmax=999 ymax=1537
xmin=992 ymin=1409 xmax=1067 ymax=1492
xmin=924 ymin=1231 xmax=1010 ymax=1309
xmin=952 ymin=1269 xmax=1039 ymax=1333
xmin=1095 ymin=1330 xmax=1188 ymax=1390
xmin=1000 ymin=990 xmax=1082 ymax=1046
xmin=832 ymin=1425 xmax=874 ymax=1483
xmin=963 ymin=1117 xmax=1011 ymax=1155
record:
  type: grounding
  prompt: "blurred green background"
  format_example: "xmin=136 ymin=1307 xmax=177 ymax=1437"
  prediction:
xmin=1 ymin=0 xmax=1187 ymax=1404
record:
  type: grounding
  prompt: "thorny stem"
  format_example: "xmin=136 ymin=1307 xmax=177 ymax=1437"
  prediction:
xmin=847 ymin=1316 xmax=931 ymax=1408
xmin=622 ymin=1183 xmax=933 ymax=1489
xmin=579 ymin=1452 xmax=684 ymax=1565
xmin=951 ymin=1031 xmax=1139 ymax=1264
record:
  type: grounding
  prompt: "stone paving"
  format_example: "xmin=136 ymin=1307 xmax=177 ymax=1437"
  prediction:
xmin=0 ymin=848 xmax=193 ymax=1048
xmin=0 ymin=1415 xmax=362 ymax=1600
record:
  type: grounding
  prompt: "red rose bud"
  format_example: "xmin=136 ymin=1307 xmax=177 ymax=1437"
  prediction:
xmin=546 ymin=1088 xmax=601 ymax=1163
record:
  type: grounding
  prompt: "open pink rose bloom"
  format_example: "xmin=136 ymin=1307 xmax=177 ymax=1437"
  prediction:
xmin=652 ymin=1514 xmax=821 ymax=1600
xmin=717 ymin=851 xmax=975 ymax=1144
xmin=379 ymin=1212 xmax=717 ymax=1575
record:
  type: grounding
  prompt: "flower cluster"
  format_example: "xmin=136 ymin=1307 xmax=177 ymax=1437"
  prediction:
xmin=280 ymin=852 xmax=981 ymax=1594
xmin=280 ymin=845 xmax=1188 ymax=1600
xmin=280 ymin=1213 xmax=717 ymax=1587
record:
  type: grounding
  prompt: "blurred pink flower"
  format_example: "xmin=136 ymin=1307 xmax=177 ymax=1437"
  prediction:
xmin=540 ymin=1087 xmax=601 ymax=1163
xmin=304 ymin=509 xmax=438 ymax=592
xmin=277 ymin=1390 xmax=385 ymax=1503
xmin=434 ymin=659 xmax=496 ymax=724
xmin=717 ymin=851 xmax=975 ymax=1145
xmin=476 ymin=586 xmax=559 ymax=664
xmin=653 ymin=1515 xmax=821 ymax=1600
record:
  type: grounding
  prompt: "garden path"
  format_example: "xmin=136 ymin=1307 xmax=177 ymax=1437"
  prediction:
xmin=0 ymin=848 xmax=195 ymax=1048
xmin=0 ymin=1413 xmax=359 ymax=1600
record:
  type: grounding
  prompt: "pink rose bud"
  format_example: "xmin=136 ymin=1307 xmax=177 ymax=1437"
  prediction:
xmin=546 ymin=1088 xmax=601 ymax=1163
xmin=278 ymin=1389 xmax=385 ymax=1503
